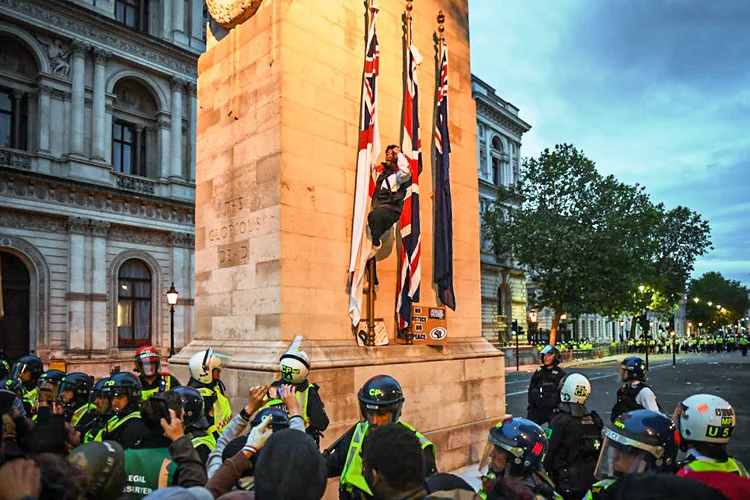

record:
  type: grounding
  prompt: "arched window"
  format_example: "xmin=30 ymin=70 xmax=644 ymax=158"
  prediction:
xmin=491 ymin=136 xmax=504 ymax=186
xmin=0 ymin=35 xmax=38 ymax=151
xmin=117 ymin=259 xmax=152 ymax=347
xmin=112 ymin=78 xmax=158 ymax=177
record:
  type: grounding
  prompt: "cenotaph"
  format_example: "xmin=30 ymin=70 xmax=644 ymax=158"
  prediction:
xmin=170 ymin=0 xmax=506 ymax=473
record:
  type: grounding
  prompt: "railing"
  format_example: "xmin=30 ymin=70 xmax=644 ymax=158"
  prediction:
xmin=114 ymin=171 xmax=156 ymax=195
xmin=0 ymin=147 xmax=32 ymax=170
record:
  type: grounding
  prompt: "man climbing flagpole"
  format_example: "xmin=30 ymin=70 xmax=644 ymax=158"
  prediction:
xmin=396 ymin=0 xmax=423 ymax=341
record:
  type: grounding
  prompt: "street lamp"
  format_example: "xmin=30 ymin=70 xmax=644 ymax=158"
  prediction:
xmin=716 ymin=304 xmax=721 ymax=310
xmin=166 ymin=282 xmax=179 ymax=357
xmin=638 ymin=285 xmax=646 ymax=293
xmin=693 ymin=297 xmax=700 ymax=303
xmin=707 ymin=301 xmax=713 ymax=307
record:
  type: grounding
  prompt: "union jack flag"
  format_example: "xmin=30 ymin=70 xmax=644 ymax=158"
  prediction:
xmin=347 ymin=6 xmax=380 ymax=327
xmin=396 ymin=43 xmax=422 ymax=332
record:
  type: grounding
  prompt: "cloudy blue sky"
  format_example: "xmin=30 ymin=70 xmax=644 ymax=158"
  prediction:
xmin=469 ymin=0 xmax=750 ymax=286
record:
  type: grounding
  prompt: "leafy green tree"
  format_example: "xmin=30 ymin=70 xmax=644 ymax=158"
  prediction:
xmin=483 ymin=144 xmax=655 ymax=344
xmin=687 ymin=272 xmax=750 ymax=330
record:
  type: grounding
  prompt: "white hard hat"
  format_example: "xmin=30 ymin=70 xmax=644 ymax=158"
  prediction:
xmin=673 ymin=394 xmax=735 ymax=445
xmin=279 ymin=335 xmax=310 ymax=384
xmin=188 ymin=348 xmax=231 ymax=384
xmin=559 ymin=373 xmax=591 ymax=405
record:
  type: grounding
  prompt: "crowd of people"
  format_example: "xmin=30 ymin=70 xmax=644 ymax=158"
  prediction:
xmin=0 ymin=340 xmax=747 ymax=500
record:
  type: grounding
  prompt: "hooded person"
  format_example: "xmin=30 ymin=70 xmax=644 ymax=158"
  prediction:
xmin=527 ymin=345 xmax=566 ymax=426
xmin=257 ymin=336 xmax=329 ymax=445
xmin=544 ymin=373 xmax=603 ymax=500
xmin=187 ymin=349 xmax=232 ymax=440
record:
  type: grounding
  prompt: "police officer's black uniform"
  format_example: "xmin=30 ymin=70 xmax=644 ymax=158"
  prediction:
xmin=546 ymin=406 xmax=603 ymax=500
xmin=527 ymin=346 xmax=565 ymax=425
xmin=102 ymin=372 xmax=148 ymax=450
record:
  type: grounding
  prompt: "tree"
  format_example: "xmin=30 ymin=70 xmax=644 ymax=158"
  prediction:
xmin=687 ymin=272 xmax=750 ymax=330
xmin=483 ymin=144 xmax=656 ymax=345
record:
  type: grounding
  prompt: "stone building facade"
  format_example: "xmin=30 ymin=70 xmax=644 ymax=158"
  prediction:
xmin=473 ymin=76 xmax=531 ymax=344
xmin=0 ymin=0 xmax=202 ymax=376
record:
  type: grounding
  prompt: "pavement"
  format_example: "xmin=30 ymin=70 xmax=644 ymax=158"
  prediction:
xmin=451 ymin=350 xmax=750 ymax=491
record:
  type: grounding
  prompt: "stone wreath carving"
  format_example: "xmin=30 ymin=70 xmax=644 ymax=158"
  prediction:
xmin=206 ymin=0 xmax=264 ymax=29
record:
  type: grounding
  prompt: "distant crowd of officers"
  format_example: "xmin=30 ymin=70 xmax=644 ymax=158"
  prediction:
xmin=0 ymin=337 xmax=747 ymax=500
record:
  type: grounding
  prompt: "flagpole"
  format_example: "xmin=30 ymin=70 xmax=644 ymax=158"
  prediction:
xmin=365 ymin=0 xmax=377 ymax=347
xmin=404 ymin=0 xmax=415 ymax=345
xmin=405 ymin=0 xmax=413 ymax=46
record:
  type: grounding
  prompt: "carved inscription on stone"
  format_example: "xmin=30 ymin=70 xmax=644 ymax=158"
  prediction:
xmin=218 ymin=240 xmax=249 ymax=268
xmin=208 ymin=216 xmax=263 ymax=243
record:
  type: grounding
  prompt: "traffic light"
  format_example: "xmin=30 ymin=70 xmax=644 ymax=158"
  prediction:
xmin=668 ymin=315 xmax=675 ymax=331
xmin=638 ymin=314 xmax=650 ymax=333
xmin=511 ymin=320 xmax=518 ymax=334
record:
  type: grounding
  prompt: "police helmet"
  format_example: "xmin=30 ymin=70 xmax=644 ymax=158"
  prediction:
xmin=279 ymin=349 xmax=311 ymax=385
xmin=250 ymin=407 xmax=290 ymax=432
xmin=480 ymin=417 xmax=548 ymax=478
xmin=91 ymin=378 xmax=109 ymax=399
xmin=68 ymin=441 xmax=126 ymax=498
xmin=37 ymin=369 xmax=66 ymax=400
xmin=1 ymin=376 xmax=22 ymax=396
xmin=134 ymin=345 xmax=162 ymax=378
xmin=105 ymin=372 xmax=142 ymax=408
xmin=619 ymin=356 xmax=646 ymax=381
xmin=559 ymin=373 xmax=591 ymax=405
xmin=357 ymin=375 xmax=405 ymax=423
xmin=59 ymin=372 xmax=94 ymax=406
xmin=673 ymin=394 xmax=735 ymax=449
xmin=540 ymin=345 xmax=561 ymax=366
xmin=171 ymin=386 xmax=209 ymax=429
xmin=595 ymin=409 xmax=677 ymax=480
xmin=11 ymin=355 xmax=44 ymax=382
xmin=188 ymin=349 xmax=231 ymax=385
xmin=0 ymin=358 xmax=9 ymax=379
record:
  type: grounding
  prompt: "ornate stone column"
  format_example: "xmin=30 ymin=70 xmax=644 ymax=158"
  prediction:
xmin=69 ymin=42 xmax=89 ymax=157
xmin=91 ymin=49 xmax=110 ymax=161
xmin=104 ymin=102 xmax=114 ymax=164
xmin=11 ymin=90 xmax=23 ymax=149
xmin=172 ymin=0 xmax=186 ymax=43
xmin=37 ymin=85 xmax=51 ymax=153
xmin=187 ymin=83 xmax=197 ymax=182
xmin=169 ymin=78 xmax=184 ymax=180
xmin=91 ymin=220 xmax=110 ymax=351
xmin=158 ymin=114 xmax=171 ymax=179
xmin=67 ymin=217 xmax=88 ymax=350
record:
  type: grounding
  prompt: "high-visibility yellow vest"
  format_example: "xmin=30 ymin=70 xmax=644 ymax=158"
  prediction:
xmin=71 ymin=403 xmax=97 ymax=427
xmin=197 ymin=386 xmax=232 ymax=437
xmin=340 ymin=421 xmax=434 ymax=496
xmin=191 ymin=432 xmax=217 ymax=453
xmin=104 ymin=411 xmax=142 ymax=436
xmin=141 ymin=376 xmax=172 ymax=401
xmin=681 ymin=457 xmax=749 ymax=477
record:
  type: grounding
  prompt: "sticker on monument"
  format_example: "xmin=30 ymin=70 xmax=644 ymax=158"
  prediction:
xmin=430 ymin=327 xmax=447 ymax=340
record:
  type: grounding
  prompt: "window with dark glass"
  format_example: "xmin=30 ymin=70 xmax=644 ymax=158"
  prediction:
xmin=113 ymin=121 xmax=146 ymax=176
xmin=115 ymin=0 xmax=148 ymax=31
xmin=117 ymin=259 xmax=152 ymax=348
xmin=0 ymin=88 xmax=28 ymax=150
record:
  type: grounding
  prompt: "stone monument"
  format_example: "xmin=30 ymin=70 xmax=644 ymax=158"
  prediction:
xmin=171 ymin=0 xmax=506 ymax=473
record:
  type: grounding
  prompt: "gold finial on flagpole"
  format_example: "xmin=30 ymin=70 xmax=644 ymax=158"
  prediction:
xmin=405 ymin=0 xmax=414 ymax=42
xmin=437 ymin=10 xmax=445 ymax=43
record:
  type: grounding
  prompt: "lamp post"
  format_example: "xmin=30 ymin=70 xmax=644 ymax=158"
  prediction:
xmin=671 ymin=330 xmax=676 ymax=367
xmin=166 ymin=283 xmax=179 ymax=357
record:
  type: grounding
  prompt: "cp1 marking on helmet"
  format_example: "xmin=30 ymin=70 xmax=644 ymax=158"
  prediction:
xmin=574 ymin=385 xmax=588 ymax=397
xmin=369 ymin=388 xmax=384 ymax=397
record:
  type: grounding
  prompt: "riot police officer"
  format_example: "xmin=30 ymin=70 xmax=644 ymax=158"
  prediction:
xmin=11 ymin=354 xmax=43 ymax=413
xmin=102 ymin=372 xmax=148 ymax=449
xmin=673 ymin=394 xmax=748 ymax=479
xmin=610 ymin=356 xmax=659 ymax=422
xmin=257 ymin=338 xmax=329 ymax=445
xmin=59 ymin=372 xmax=97 ymax=429
xmin=527 ymin=345 xmax=566 ymax=425
xmin=172 ymin=386 xmax=216 ymax=464
xmin=187 ymin=348 xmax=232 ymax=440
xmin=83 ymin=378 xmax=113 ymax=443
xmin=324 ymin=375 xmax=436 ymax=500
xmin=583 ymin=409 xmax=678 ymax=499
xmin=479 ymin=417 xmax=562 ymax=500
xmin=545 ymin=374 xmax=603 ymax=500
xmin=134 ymin=345 xmax=181 ymax=400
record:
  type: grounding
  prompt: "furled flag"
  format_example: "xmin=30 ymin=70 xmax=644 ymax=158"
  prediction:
xmin=347 ymin=6 xmax=381 ymax=327
xmin=396 ymin=43 xmax=423 ymax=332
xmin=433 ymin=41 xmax=456 ymax=310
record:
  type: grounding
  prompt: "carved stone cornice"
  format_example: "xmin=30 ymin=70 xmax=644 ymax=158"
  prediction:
xmin=0 ymin=0 xmax=198 ymax=77
xmin=0 ymin=170 xmax=195 ymax=225
xmin=0 ymin=209 xmax=66 ymax=232
xmin=67 ymin=216 xmax=88 ymax=234
xmin=109 ymin=225 xmax=170 ymax=246
xmin=206 ymin=0 xmax=264 ymax=29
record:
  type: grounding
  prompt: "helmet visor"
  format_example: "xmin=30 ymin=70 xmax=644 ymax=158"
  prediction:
xmin=139 ymin=360 xmax=159 ymax=377
xmin=594 ymin=436 xmax=653 ymax=480
xmin=37 ymin=379 xmax=61 ymax=400
xmin=479 ymin=442 xmax=511 ymax=477
xmin=10 ymin=363 xmax=29 ymax=381
xmin=360 ymin=403 xmax=400 ymax=427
